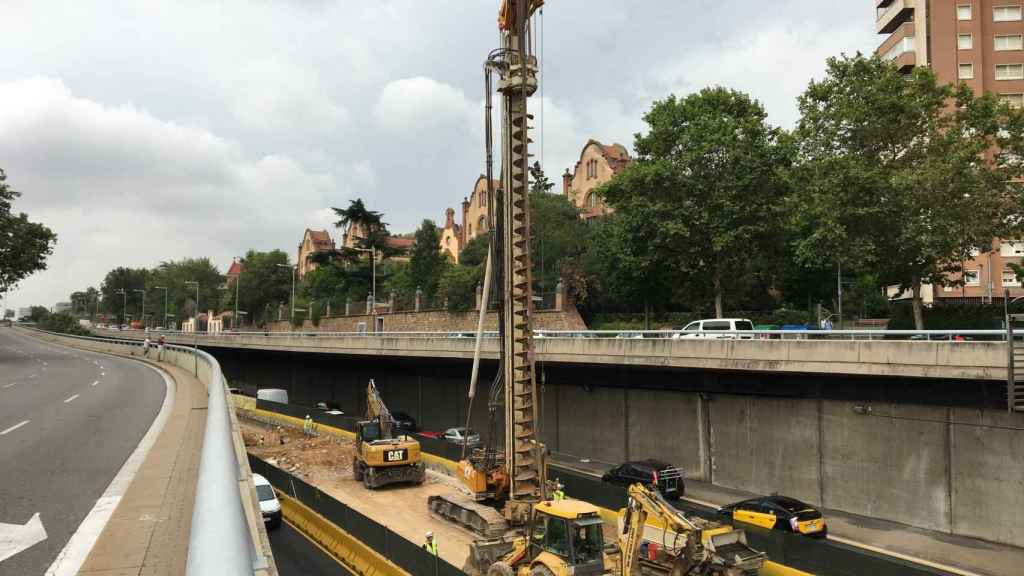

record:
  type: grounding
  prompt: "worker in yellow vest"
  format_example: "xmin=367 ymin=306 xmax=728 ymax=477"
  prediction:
xmin=423 ymin=531 xmax=438 ymax=556
xmin=552 ymin=478 xmax=565 ymax=501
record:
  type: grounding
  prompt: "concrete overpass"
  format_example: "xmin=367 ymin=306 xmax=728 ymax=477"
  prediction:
xmin=94 ymin=328 xmax=1009 ymax=382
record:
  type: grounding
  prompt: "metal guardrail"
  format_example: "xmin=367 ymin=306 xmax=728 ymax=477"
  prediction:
xmin=12 ymin=327 xmax=270 ymax=576
xmin=95 ymin=327 xmax=1008 ymax=341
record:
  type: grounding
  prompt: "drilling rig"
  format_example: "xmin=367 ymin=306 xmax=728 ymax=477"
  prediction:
xmin=427 ymin=0 xmax=552 ymax=538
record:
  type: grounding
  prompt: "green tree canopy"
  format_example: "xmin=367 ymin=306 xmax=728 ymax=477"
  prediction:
xmin=0 ymin=168 xmax=57 ymax=292
xmin=236 ymin=250 xmax=292 ymax=326
xmin=409 ymin=219 xmax=450 ymax=302
xmin=790 ymin=54 xmax=1024 ymax=328
xmin=600 ymin=87 xmax=791 ymax=317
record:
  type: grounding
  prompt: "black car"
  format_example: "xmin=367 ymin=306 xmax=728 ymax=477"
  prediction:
xmin=718 ymin=495 xmax=827 ymax=539
xmin=391 ymin=411 xmax=418 ymax=432
xmin=601 ymin=459 xmax=684 ymax=500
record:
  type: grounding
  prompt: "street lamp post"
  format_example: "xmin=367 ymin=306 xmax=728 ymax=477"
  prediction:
xmin=154 ymin=286 xmax=168 ymax=329
xmin=276 ymin=263 xmax=296 ymax=322
xmin=115 ymin=288 xmax=127 ymax=326
xmin=354 ymin=247 xmax=376 ymax=313
xmin=133 ymin=289 xmax=146 ymax=329
xmin=232 ymin=257 xmax=241 ymax=330
xmin=184 ymin=280 xmax=199 ymax=375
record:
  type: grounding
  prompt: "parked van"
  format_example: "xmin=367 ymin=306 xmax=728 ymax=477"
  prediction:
xmin=674 ymin=318 xmax=755 ymax=339
xmin=256 ymin=388 xmax=289 ymax=404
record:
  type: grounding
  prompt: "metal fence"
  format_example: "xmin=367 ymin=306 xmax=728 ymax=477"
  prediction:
xmin=100 ymin=326 xmax=1009 ymax=341
xmin=15 ymin=327 xmax=272 ymax=576
xmin=248 ymin=455 xmax=465 ymax=576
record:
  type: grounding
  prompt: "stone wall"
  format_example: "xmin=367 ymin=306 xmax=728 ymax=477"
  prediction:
xmin=265 ymin=307 xmax=587 ymax=333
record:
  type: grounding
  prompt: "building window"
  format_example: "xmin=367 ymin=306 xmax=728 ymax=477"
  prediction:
xmin=478 ymin=215 xmax=487 ymax=234
xmin=965 ymin=270 xmax=980 ymax=286
xmin=994 ymin=5 xmax=1022 ymax=22
xmin=479 ymin=190 xmax=486 ymax=207
xmin=996 ymin=64 xmax=1024 ymax=80
xmin=1001 ymin=240 xmax=1024 ymax=256
xmin=468 ymin=223 xmax=472 ymax=237
xmin=586 ymin=192 xmax=598 ymax=210
xmin=995 ymin=34 xmax=1024 ymax=51
xmin=957 ymin=4 xmax=973 ymax=20
xmin=958 ymin=33 xmax=974 ymax=50
xmin=959 ymin=63 xmax=975 ymax=79
xmin=1002 ymin=93 xmax=1024 ymax=108
xmin=1003 ymin=270 xmax=1021 ymax=287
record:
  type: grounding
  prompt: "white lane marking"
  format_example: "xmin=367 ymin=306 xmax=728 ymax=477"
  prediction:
xmin=63 ymin=394 xmax=79 ymax=404
xmin=0 ymin=512 xmax=48 ymax=563
xmin=0 ymin=420 xmax=30 ymax=435
xmin=2 ymin=383 xmax=14 ymax=389
xmin=45 ymin=363 xmax=175 ymax=576
xmin=91 ymin=380 xmax=99 ymax=387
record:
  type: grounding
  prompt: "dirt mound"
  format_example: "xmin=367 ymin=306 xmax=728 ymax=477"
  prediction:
xmin=241 ymin=417 xmax=354 ymax=484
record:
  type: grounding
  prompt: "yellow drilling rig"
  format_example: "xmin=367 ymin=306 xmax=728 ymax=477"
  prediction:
xmin=428 ymin=2 xmax=767 ymax=575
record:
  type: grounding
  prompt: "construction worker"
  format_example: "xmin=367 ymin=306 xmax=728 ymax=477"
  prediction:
xmin=157 ymin=334 xmax=166 ymax=360
xmin=423 ymin=531 xmax=438 ymax=556
xmin=552 ymin=478 xmax=565 ymax=501
xmin=303 ymin=415 xmax=313 ymax=437
xmin=142 ymin=336 xmax=151 ymax=358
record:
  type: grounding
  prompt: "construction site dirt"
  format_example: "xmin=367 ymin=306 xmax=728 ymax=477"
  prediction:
xmin=241 ymin=416 xmax=480 ymax=569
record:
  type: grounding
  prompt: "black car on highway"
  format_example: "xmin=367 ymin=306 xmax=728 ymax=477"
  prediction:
xmin=391 ymin=411 xmax=418 ymax=432
xmin=601 ymin=459 xmax=684 ymax=499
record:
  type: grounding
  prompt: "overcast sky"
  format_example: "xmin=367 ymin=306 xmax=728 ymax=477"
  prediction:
xmin=1 ymin=1 xmax=877 ymax=311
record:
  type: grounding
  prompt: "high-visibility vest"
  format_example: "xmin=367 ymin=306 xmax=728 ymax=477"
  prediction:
xmin=553 ymin=490 xmax=565 ymax=501
xmin=424 ymin=540 xmax=438 ymax=556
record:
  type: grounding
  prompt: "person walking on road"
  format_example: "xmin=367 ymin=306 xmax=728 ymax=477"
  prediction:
xmin=142 ymin=336 xmax=151 ymax=358
xmin=157 ymin=334 xmax=166 ymax=360
xmin=423 ymin=531 xmax=438 ymax=556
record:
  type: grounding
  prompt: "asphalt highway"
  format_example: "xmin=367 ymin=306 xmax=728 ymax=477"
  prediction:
xmin=269 ymin=520 xmax=352 ymax=576
xmin=0 ymin=328 xmax=165 ymax=575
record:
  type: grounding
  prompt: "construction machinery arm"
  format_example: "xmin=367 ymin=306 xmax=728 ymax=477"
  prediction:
xmin=620 ymin=483 xmax=700 ymax=576
xmin=498 ymin=0 xmax=544 ymax=31
xmin=366 ymin=379 xmax=394 ymax=437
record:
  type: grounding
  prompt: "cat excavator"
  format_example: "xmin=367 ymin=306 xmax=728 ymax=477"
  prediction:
xmin=353 ymin=379 xmax=425 ymax=488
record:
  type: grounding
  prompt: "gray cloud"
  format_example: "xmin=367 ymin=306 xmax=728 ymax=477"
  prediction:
xmin=0 ymin=0 xmax=876 ymax=310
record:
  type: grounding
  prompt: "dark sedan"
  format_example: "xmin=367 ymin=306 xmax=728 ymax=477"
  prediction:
xmin=718 ymin=495 xmax=827 ymax=538
xmin=601 ymin=459 xmax=684 ymax=500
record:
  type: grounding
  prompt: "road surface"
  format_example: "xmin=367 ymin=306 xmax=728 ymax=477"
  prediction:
xmin=0 ymin=328 xmax=165 ymax=575
xmin=269 ymin=520 xmax=351 ymax=576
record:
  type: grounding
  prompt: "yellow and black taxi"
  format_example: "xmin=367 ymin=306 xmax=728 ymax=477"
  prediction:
xmin=718 ymin=495 xmax=827 ymax=538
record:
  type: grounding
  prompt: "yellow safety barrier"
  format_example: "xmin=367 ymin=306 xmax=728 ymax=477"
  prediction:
xmin=277 ymin=490 xmax=408 ymax=576
xmin=238 ymin=398 xmax=815 ymax=576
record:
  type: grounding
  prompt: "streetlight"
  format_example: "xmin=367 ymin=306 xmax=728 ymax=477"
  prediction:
xmin=154 ymin=286 xmax=168 ymax=329
xmin=353 ymin=247 xmax=376 ymax=313
xmin=231 ymin=257 xmax=242 ymax=330
xmin=276 ymin=263 xmax=296 ymax=322
xmin=133 ymin=289 xmax=146 ymax=329
xmin=184 ymin=280 xmax=200 ymax=375
xmin=115 ymin=288 xmax=127 ymax=326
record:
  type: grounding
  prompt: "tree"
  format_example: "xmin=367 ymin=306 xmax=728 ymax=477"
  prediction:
xmin=438 ymin=265 xmax=483 ymax=312
xmin=27 ymin=305 xmax=49 ymax=323
xmin=459 ymin=235 xmax=490 ymax=268
xmin=530 ymin=189 xmax=586 ymax=297
xmin=790 ymin=54 xmax=1024 ymax=329
xmin=600 ymin=88 xmax=790 ymax=318
xmin=529 ymin=161 xmax=555 ymax=194
xmin=146 ymin=258 xmax=225 ymax=327
xmin=0 ymin=169 xmax=57 ymax=292
xmin=409 ymin=219 xmax=450 ymax=302
xmin=99 ymin=267 xmax=149 ymax=324
xmin=235 ymin=250 xmax=292 ymax=326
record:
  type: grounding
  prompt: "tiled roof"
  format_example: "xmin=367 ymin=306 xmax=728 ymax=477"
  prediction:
xmin=305 ymin=229 xmax=335 ymax=249
xmin=386 ymin=236 xmax=415 ymax=249
xmin=226 ymin=261 xmax=244 ymax=276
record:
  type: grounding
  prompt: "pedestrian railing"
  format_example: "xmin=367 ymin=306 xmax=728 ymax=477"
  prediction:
xmin=13 ymin=327 xmax=275 ymax=576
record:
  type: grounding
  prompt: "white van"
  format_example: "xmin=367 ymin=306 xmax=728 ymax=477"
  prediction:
xmin=253 ymin=473 xmax=281 ymax=530
xmin=674 ymin=318 xmax=755 ymax=339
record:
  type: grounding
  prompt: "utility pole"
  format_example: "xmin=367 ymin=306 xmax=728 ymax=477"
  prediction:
xmin=155 ymin=286 xmax=168 ymax=328
xmin=837 ymin=261 xmax=843 ymax=330
xmin=133 ymin=289 xmax=146 ymax=329
xmin=276 ymin=264 xmax=296 ymax=322
xmin=233 ymin=257 xmax=241 ymax=330
xmin=116 ymin=288 xmax=127 ymax=326
xmin=184 ymin=280 xmax=199 ymax=375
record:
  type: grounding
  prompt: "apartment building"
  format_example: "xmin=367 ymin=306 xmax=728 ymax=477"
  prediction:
xmin=562 ymin=139 xmax=631 ymax=221
xmin=877 ymin=0 xmax=1024 ymax=301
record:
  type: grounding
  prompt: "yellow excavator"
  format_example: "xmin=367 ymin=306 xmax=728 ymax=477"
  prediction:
xmin=616 ymin=483 xmax=766 ymax=576
xmin=353 ymin=379 xmax=425 ymax=489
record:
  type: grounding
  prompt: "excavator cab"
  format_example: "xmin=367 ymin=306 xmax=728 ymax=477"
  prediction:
xmin=527 ymin=504 xmax=605 ymax=575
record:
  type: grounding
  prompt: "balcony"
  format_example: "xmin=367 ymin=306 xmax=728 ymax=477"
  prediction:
xmin=877 ymin=0 xmax=915 ymax=34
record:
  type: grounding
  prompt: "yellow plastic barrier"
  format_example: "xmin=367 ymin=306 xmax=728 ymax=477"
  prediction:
xmin=277 ymin=490 xmax=408 ymax=576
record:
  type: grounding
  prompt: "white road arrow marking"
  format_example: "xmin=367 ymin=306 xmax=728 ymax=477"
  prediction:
xmin=0 ymin=421 xmax=29 ymax=435
xmin=0 ymin=512 xmax=48 ymax=563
